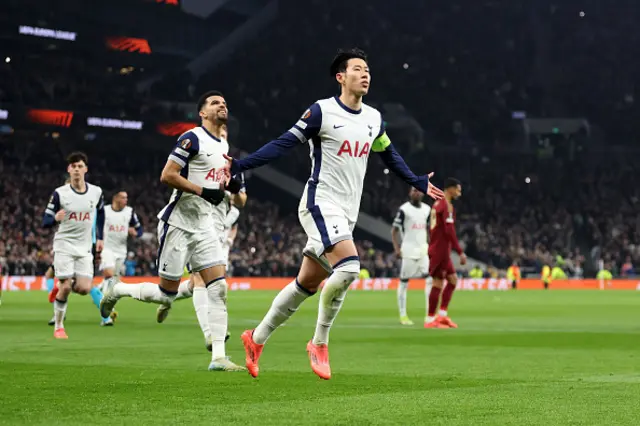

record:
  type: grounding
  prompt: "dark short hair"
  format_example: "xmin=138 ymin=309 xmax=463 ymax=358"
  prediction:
xmin=197 ymin=90 xmax=224 ymax=113
xmin=66 ymin=151 xmax=88 ymax=166
xmin=444 ymin=177 xmax=461 ymax=189
xmin=330 ymin=48 xmax=368 ymax=77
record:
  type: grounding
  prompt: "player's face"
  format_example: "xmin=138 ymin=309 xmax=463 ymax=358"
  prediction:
xmin=409 ymin=187 xmax=423 ymax=202
xmin=200 ymin=95 xmax=228 ymax=124
xmin=67 ymin=161 xmax=87 ymax=181
xmin=114 ymin=192 xmax=128 ymax=208
xmin=451 ymin=184 xmax=462 ymax=199
xmin=339 ymin=58 xmax=370 ymax=96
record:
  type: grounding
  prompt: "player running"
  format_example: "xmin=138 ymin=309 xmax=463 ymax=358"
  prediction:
xmin=391 ymin=187 xmax=432 ymax=326
xmin=100 ymin=91 xmax=245 ymax=372
xmin=156 ymin=175 xmax=246 ymax=352
xmin=99 ymin=190 xmax=143 ymax=286
xmin=425 ymin=178 xmax=466 ymax=329
xmin=42 ymin=152 xmax=107 ymax=338
xmin=224 ymin=48 xmax=444 ymax=380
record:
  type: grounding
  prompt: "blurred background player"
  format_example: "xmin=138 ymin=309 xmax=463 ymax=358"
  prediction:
xmin=507 ymin=261 xmax=521 ymax=290
xmin=100 ymin=91 xmax=245 ymax=372
xmin=391 ymin=187 xmax=431 ymax=325
xmin=156 ymin=125 xmax=246 ymax=352
xmin=425 ymin=178 xmax=466 ymax=329
xmin=226 ymin=48 xmax=444 ymax=380
xmin=99 ymin=190 xmax=143 ymax=286
xmin=42 ymin=152 xmax=106 ymax=338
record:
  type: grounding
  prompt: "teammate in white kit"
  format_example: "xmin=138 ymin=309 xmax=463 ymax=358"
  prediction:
xmin=100 ymin=91 xmax=245 ymax=371
xmin=100 ymin=191 xmax=142 ymax=283
xmin=391 ymin=187 xmax=432 ymax=325
xmin=224 ymin=48 xmax=445 ymax=380
xmin=42 ymin=152 xmax=106 ymax=339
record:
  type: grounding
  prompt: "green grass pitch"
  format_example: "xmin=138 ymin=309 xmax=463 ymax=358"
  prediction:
xmin=1 ymin=290 xmax=639 ymax=425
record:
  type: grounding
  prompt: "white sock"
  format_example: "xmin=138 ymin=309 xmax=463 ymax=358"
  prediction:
xmin=397 ymin=279 xmax=408 ymax=317
xmin=54 ymin=299 xmax=67 ymax=330
xmin=175 ymin=280 xmax=193 ymax=300
xmin=425 ymin=276 xmax=433 ymax=317
xmin=113 ymin=282 xmax=176 ymax=305
xmin=426 ymin=315 xmax=436 ymax=323
xmin=206 ymin=278 xmax=228 ymax=360
xmin=192 ymin=287 xmax=209 ymax=339
xmin=312 ymin=269 xmax=358 ymax=345
xmin=439 ymin=309 xmax=448 ymax=317
xmin=253 ymin=280 xmax=313 ymax=344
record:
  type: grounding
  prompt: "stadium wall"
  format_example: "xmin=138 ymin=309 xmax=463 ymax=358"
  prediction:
xmin=2 ymin=277 xmax=639 ymax=291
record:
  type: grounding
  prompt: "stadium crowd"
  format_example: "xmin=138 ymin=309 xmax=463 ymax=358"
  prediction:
xmin=1 ymin=1 xmax=639 ymax=278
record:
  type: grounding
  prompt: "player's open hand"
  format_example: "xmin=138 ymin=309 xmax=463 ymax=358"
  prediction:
xmin=426 ymin=172 xmax=444 ymax=200
xmin=222 ymin=153 xmax=233 ymax=174
xmin=460 ymin=253 xmax=467 ymax=265
xmin=128 ymin=227 xmax=138 ymax=237
xmin=55 ymin=209 xmax=66 ymax=222
xmin=96 ymin=240 xmax=104 ymax=253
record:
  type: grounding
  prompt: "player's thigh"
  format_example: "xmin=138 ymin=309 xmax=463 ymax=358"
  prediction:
xmin=445 ymin=260 xmax=457 ymax=285
xmin=73 ymin=275 xmax=94 ymax=295
xmin=157 ymin=222 xmax=192 ymax=282
xmin=190 ymin=271 xmax=205 ymax=288
xmin=429 ymin=257 xmax=450 ymax=282
xmin=297 ymin=255 xmax=330 ymax=291
xmin=53 ymin=252 xmax=75 ymax=280
xmin=191 ymin=228 xmax=226 ymax=283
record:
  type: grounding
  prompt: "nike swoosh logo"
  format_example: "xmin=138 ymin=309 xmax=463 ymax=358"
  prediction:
xmin=333 ymin=125 xmax=345 ymax=129
xmin=206 ymin=153 xmax=213 ymax=157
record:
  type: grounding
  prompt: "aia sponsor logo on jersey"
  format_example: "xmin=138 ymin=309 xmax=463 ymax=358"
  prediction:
xmin=108 ymin=225 xmax=126 ymax=233
xmin=205 ymin=168 xmax=227 ymax=182
xmin=337 ymin=140 xmax=370 ymax=157
xmin=68 ymin=212 xmax=91 ymax=221
xmin=411 ymin=223 xmax=426 ymax=230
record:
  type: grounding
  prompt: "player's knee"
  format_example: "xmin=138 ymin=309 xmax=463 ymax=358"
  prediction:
xmin=447 ymin=274 xmax=458 ymax=287
xmin=331 ymin=257 xmax=360 ymax=289
xmin=205 ymin=277 xmax=227 ymax=302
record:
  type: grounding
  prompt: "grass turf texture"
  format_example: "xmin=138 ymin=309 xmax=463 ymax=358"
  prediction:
xmin=1 ymin=290 xmax=638 ymax=425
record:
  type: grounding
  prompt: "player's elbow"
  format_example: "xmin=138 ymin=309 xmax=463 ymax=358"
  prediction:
xmin=233 ymin=194 xmax=247 ymax=209
xmin=159 ymin=169 xmax=173 ymax=186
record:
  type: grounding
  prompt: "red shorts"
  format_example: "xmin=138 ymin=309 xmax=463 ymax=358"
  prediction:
xmin=429 ymin=256 xmax=455 ymax=279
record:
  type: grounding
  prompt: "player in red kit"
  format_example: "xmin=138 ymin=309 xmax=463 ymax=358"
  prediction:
xmin=425 ymin=178 xmax=466 ymax=328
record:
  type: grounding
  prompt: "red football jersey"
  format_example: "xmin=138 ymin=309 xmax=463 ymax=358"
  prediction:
xmin=428 ymin=199 xmax=462 ymax=258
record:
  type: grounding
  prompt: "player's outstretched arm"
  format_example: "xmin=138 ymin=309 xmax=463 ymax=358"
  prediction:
xmin=373 ymin=131 xmax=444 ymax=200
xmin=226 ymin=104 xmax=322 ymax=176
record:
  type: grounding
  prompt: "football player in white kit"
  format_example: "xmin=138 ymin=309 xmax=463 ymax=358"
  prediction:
xmin=391 ymin=187 xmax=432 ymax=325
xmin=100 ymin=91 xmax=245 ymax=371
xmin=42 ymin=152 xmax=106 ymax=339
xmin=224 ymin=48 xmax=444 ymax=380
xmin=99 ymin=190 xmax=143 ymax=285
xmin=156 ymin=172 xmax=246 ymax=352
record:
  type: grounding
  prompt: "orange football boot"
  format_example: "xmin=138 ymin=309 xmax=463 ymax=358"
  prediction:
xmin=306 ymin=341 xmax=331 ymax=380
xmin=437 ymin=315 xmax=458 ymax=328
xmin=54 ymin=328 xmax=68 ymax=339
xmin=241 ymin=330 xmax=264 ymax=378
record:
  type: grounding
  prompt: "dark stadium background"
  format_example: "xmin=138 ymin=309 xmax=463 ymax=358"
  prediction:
xmin=1 ymin=0 xmax=638 ymax=281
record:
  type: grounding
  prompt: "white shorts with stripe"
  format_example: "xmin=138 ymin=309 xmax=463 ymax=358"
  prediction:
xmin=156 ymin=221 xmax=225 ymax=281
xmin=299 ymin=203 xmax=355 ymax=257
xmin=54 ymin=252 xmax=94 ymax=280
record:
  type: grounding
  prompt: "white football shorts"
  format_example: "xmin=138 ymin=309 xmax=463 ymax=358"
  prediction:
xmin=156 ymin=221 xmax=225 ymax=281
xmin=54 ymin=252 xmax=94 ymax=280
xmin=400 ymin=256 xmax=430 ymax=280
xmin=299 ymin=204 xmax=355 ymax=257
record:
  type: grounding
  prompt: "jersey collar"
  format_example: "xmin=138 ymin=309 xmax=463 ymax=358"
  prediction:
xmin=334 ymin=96 xmax=362 ymax=115
xmin=69 ymin=183 xmax=89 ymax=195
xmin=200 ymin=126 xmax=221 ymax=142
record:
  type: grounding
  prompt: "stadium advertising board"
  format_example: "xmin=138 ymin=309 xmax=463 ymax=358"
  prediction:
xmin=3 ymin=277 xmax=640 ymax=292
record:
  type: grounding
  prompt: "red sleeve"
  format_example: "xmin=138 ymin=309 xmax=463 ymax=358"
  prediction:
xmin=444 ymin=207 xmax=463 ymax=255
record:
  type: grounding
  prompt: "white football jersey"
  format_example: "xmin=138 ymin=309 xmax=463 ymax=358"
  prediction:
xmin=158 ymin=126 xmax=229 ymax=232
xmin=393 ymin=201 xmax=431 ymax=259
xmin=103 ymin=205 xmax=140 ymax=258
xmin=288 ymin=96 xmax=383 ymax=223
xmin=47 ymin=183 xmax=104 ymax=256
